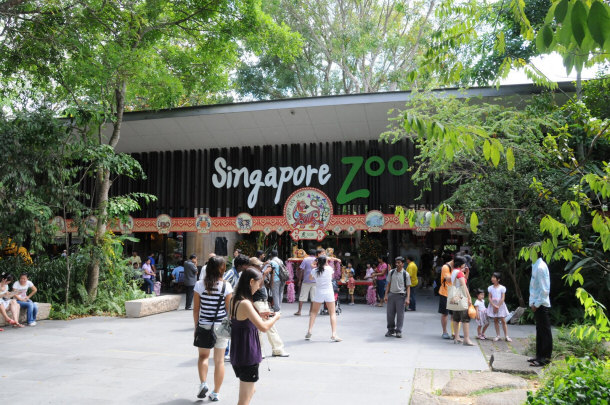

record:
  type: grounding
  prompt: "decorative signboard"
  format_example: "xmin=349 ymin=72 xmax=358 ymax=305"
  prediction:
xmin=195 ymin=214 xmax=212 ymax=234
xmin=283 ymin=187 xmax=333 ymax=241
xmin=60 ymin=211 xmax=467 ymax=238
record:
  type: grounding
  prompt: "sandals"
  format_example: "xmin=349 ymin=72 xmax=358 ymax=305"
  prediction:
xmin=505 ymin=337 xmax=512 ymax=342
xmin=330 ymin=336 xmax=342 ymax=342
xmin=478 ymin=335 xmax=487 ymax=340
xmin=454 ymin=338 xmax=463 ymax=344
xmin=463 ymin=341 xmax=475 ymax=346
xmin=493 ymin=336 xmax=501 ymax=342
xmin=529 ymin=359 xmax=547 ymax=367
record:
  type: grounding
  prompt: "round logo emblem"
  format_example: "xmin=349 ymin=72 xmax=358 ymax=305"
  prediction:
xmin=119 ymin=216 xmax=134 ymax=234
xmin=235 ymin=213 xmax=253 ymax=234
xmin=283 ymin=187 xmax=332 ymax=241
xmin=195 ymin=214 xmax=212 ymax=234
xmin=365 ymin=210 xmax=385 ymax=232
xmin=156 ymin=214 xmax=171 ymax=234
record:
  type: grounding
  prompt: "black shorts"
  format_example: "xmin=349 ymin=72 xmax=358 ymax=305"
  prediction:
xmin=452 ymin=310 xmax=470 ymax=323
xmin=438 ymin=295 xmax=452 ymax=315
xmin=232 ymin=364 xmax=259 ymax=382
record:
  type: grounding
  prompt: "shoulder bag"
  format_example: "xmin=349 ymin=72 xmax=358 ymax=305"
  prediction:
xmin=446 ymin=276 xmax=468 ymax=311
xmin=194 ymin=282 xmax=226 ymax=348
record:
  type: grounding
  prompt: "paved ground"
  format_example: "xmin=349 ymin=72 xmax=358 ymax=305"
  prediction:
xmin=1 ymin=288 xmax=536 ymax=404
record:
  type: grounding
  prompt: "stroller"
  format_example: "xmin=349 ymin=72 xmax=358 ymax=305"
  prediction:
xmin=320 ymin=279 xmax=341 ymax=316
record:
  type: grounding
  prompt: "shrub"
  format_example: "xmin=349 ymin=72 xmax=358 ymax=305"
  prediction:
xmin=525 ymin=326 xmax=609 ymax=360
xmin=526 ymin=357 xmax=610 ymax=404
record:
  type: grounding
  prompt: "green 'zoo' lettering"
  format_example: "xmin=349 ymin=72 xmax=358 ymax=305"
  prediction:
xmin=336 ymin=155 xmax=408 ymax=204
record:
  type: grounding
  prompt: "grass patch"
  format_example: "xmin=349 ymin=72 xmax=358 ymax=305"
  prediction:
xmin=469 ymin=386 xmax=512 ymax=396
xmin=433 ymin=389 xmax=442 ymax=396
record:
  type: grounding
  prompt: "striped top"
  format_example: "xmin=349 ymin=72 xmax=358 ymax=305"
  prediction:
xmin=193 ymin=279 xmax=233 ymax=326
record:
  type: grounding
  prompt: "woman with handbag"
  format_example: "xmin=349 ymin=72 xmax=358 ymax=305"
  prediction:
xmin=193 ymin=256 xmax=233 ymax=401
xmin=448 ymin=256 xmax=474 ymax=346
xmin=230 ymin=267 xmax=281 ymax=405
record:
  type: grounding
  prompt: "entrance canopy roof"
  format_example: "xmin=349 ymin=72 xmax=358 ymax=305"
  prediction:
xmin=113 ymin=82 xmax=574 ymax=153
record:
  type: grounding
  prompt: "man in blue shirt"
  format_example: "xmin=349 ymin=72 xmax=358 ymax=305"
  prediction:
xmin=171 ymin=266 xmax=184 ymax=283
xmin=528 ymin=258 xmax=552 ymax=367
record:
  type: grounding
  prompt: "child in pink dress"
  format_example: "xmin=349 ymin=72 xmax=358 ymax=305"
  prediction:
xmin=474 ymin=289 xmax=489 ymax=339
xmin=486 ymin=272 xmax=511 ymax=342
xmin=347 ymin=272 xmax=356 ymax=305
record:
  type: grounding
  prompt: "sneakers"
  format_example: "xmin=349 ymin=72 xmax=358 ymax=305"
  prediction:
xmin=272 ymin=352 xmax=290 ymax=357
xmin=224 ymin=354 xmax=230 ymax=362
xmin=197 ymin=382 xmax=209 ymax=399
xmin=305 ymin=332 xmax=312 ymax=340
xmin=209 ymin=391 xmax=220 ymax=402
xmin=441 ymin=332 xmax=450 ymax=339
xmin=385 ymin=330 xmax=396 ymax=337
xmin=330 ymin=336 xmax=343 ymax=342
xmin=395 ymin=332 xmax=402 ymax=338
xmin=28 ymin=321 xmax=37 ymax=326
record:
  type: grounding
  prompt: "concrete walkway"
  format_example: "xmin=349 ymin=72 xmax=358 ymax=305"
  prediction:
xmin=1 ymin=288 xmax=535 ymax=404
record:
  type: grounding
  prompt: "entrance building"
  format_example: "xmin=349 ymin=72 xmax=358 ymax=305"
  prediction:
xmin=81 ymin=83 xmax=573 ymax=281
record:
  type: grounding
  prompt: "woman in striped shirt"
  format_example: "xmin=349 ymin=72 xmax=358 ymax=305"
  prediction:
xmin=193 ymin=256 xmax=233 ymax=401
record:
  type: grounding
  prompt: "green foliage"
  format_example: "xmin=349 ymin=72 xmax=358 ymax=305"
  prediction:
xmin=0 ymin=110 xmax=85 ymax=251
xmin=526 ymin=357 xmax=610 ymax=404
xmin=526 ymin=325 xmax=609 ymax=359
xmin=236 ymin=0 xmax=441 ymax=98
xmin=582 ymin=71 xmax=610 ymax=119
xmin=234 ymin=239 xmax=257 ymax=258
xmin=0 ymin=231 xmax=149 ymax=318
xmin=358 ymin=235 xmax=385 ymax=264
xmin=536 ymin=0 xmax=610 ymax=75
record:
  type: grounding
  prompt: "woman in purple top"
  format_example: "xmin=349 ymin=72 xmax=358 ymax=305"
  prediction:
xmin=230 ymin=267 xmax=281 ymax=405
xmin=141 ymin=258 xmax=155 ymax=294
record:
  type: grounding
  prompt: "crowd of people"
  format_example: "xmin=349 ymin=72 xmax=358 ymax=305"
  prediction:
xmin=185 ymin=247 xmax=552 ymax=403
xmin=1 ymin=244 xmax=551 ymax=403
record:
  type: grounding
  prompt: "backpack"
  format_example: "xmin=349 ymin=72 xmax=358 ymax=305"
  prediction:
xmin=273 ymin=258 xmax=290 ymax=284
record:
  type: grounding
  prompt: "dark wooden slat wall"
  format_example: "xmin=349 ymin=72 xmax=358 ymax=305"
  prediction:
xmin=106 ymin=139 xmax=451 ymax=218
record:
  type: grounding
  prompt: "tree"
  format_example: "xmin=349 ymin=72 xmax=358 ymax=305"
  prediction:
xmin=236 ymin=0 xmax=440 ymax=98
xmin=383 ymin=93 xmax=567 ymax=308
xmin=0 ymin=0 xmax=300 ymax=299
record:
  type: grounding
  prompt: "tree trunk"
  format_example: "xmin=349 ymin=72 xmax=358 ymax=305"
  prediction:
xmin=86 ymin=82 xmax=126 ymax=301
xmin=86 ymin=169 xmax=111 ymax=301
xmin=508 ymin=230 xmax=526 ymax=307
xmin=63 ymin=202 xmax=72 ymax=308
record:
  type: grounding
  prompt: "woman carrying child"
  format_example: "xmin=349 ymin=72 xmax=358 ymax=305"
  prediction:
xmin=486 ymin=272 xmax=512 ymax=342
xmin=230 ymin=267 xmax=281 ymax=405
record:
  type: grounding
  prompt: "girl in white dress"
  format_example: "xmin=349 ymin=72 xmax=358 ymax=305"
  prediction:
xmin=486 ymin=272 xmax=511 ymax=342
xmin=474 ymin=289 xmax=489 ymax=339
xmin=305 ymin=255 xmax=342 ymax=342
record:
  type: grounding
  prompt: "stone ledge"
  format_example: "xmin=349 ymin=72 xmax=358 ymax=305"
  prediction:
xmin=124 ymin=295 xmax=181 ymax=318
xmin=490 ymin=352 xmax=541 ymax=375
xmin=0 ymin=302 xmax=51 ymax=326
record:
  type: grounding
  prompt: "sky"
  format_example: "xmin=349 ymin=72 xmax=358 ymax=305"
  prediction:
xmin=501 ymin=52 xmax=602 ymax=85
